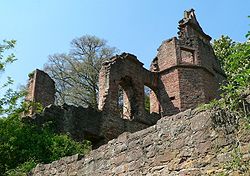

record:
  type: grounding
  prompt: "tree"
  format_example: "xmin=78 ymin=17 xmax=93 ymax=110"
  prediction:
xmin=212 ymin=35 xmax=250 ymax=118
xmin=246 ymin=16 xmax=250 ymax=41
xmin=213 ymin=36 xmax=250 ymax=92
xmin=213 ymin=35 xmax=236 ymax=69
xmin=0 ymin=40 xmax=16 ymax=72
xmin=0 ymin=112 xmax=91 ymax=175
xmin=0 ymin=40 xmax=25 ymax=117
xmin=44 ymin=35 xmax=118 ymax=109
xmin=0 ymin=40 xmax=92 ymax=175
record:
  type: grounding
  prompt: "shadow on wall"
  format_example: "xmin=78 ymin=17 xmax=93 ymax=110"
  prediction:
xmin=23 ymin=9 xmax=226 ymax=149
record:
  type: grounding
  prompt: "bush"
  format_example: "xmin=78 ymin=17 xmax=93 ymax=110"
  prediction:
xmin=0 ymin=113 xmax=91 ymax=175
xmin=212 ymin=35 xmax=250 ymax=122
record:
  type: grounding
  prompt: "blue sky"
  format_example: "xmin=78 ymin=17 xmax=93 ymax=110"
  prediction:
xmin=1 ymin=0 xmax=249 ymax=89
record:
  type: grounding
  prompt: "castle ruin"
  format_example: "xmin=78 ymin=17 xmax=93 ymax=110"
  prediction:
xmin=25 ymin=69 xmax=55 ymax=115
xmin=25 ymin=9 xmax=225 ymax=147
xmin=98 ymin=8 xmax=224 ymax=121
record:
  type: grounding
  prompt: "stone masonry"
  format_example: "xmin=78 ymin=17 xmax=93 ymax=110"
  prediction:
xmin=98 ymin=9 xmax=225 ymax=122
xmin=31 ymin=108 xmax=250 ymax=175
xmin=25 ymin=9 xmax=225 ymax=148
xmin=150 ymin=9 xmax=225 ymax=116
xmin=22 ymin=104 xmax=152 ymax=148
xmin=25 ymin=69 xmax=55 ymax=115
xmin=154 ymin=9 xmax=225 ymax=116
xmin=98 ymin=53 xmax=159 ymax=125
xmin=27 ymin=9 xmax=250 ymax=176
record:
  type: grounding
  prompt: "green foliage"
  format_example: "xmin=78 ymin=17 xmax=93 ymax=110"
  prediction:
xmin=49 ymin=135 xmax=91 ymax=161
xmin=221 ymin=147 xmax=250 ymax=175
xmin=226 ymin=148 xmax=243 ymax=171
xmin=0 ymin=114 xmax=91 ymax=175
xmin=28 ymin=71 xmax=35 ymax=78
xmin=246 ymin=31 xmax=250 ymax=40
xmin=213 ymin=35 xmax=250 ymax=91
xmin=0 ymin=89 xmax=26 ymax=117
xmin=0 ymin=40 xmax=16 ymax=72
xmin=0 ymin=39 xmax=91 ymax=175
xmin=212 ymin=35 xmax=250 ymax=122
xmin=21 ymin=101 xmax=43 ymax=114
xmin=213 ymin=35 xmax=236 ymax=68
xmin=5 ymin=160 xmax=36 ymax=176
xmin=246 ymin=16 xmax=250 ymax=40
xmin=0 ymin=40 xmax=24 ymax=117
xmin=221 ymin=42 xmax=250 ymax=90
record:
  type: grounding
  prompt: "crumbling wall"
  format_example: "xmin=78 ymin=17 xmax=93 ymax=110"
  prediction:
xmin=24 ymin=65 xmax=158 ymax=147
xmin=27 ymin=9 xmax=231 ymax=175
xmin=22 ymin=104 xmax=103 ymax=146
xmin=151 ymin=9 xmax=226 ymax=116
xmin=25 ymin=9 xmax=226 ymax=142
xmin=97 ymin=53 xmax=160 ymax=142
xmin=22 ymin=104 xmax=156 ymax=148
xmin=98 ymin=53 xmax=159 ymax=124
xmin=31 ymin=109 xmax=250 ymax=176
xmin=25 ymin=69 xmax=55 ymax=114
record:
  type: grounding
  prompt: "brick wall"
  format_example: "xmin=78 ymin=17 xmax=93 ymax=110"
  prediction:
xmin=152 ymin=9 xmax=225 ymax=116
xmin=178 ymin=67 xmax=206 ymax=110
xmin=158 ymin=69 xmax=180 ymax=116
xmin=25 ymin=69 xmax=55 ymax=114
xmin=156 ymin=38 xmax=178 ymax=71
xmin=98 ymin=53 xmax=160 ymax=124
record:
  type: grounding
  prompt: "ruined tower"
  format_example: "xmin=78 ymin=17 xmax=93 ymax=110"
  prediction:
xmin=150 ymin=9 xmax=225 ymax=116
xmin=98 ymin=9 xmax=225 ymax=120
xmin=25 ymin=69 xmax=55 ymax=115
xmin=23 ymin=9 xmax=226 ymax=145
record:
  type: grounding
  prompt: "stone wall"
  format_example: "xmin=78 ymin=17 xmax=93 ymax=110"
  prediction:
xmin=31 ymin=108 xmax=250 ymax=176
xmin=158 ymin=69 xmax=180 ymax=116
xmin=22 ymin=104 xmax=102 ymax=144
xmin=25 ymin=69 xmax=55 ymax=115
xmin=150 ymin=9 xmax=226 ymax=116
xmin=178 ymin=67 xmax=207 ymax=110
xmin=24 ymin=9 xmax=225 ymax=144
xmin=98 ymin=53 xmax=159 ymax=123
xmin=27 ymin=9 xmax=235 ymax=175
xmin=22 ymin=103 xmax=156 ymax=148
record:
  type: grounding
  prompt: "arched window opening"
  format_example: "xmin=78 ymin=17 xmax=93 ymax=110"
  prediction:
xmin=117 ymin=85 xmax=124 ymax=117
xmin=144 ymin=86 xmax=151 ymax=113
xmin=144 ymin=85 xmax=160 ymax=114
xmin=117 ymin=76 xmax=134 ymax=120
